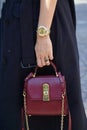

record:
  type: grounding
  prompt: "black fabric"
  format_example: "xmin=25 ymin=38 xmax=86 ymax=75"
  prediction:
xmin=28 ymin=116 xmax=68 ymax=130
xmin=0 ymin=19 xmax=1 ymax=55
xmin=68 ymin=0 xmax=76 ymax=29
xmin=0 ymin=0 xmax=87 ymax=130
xmin=20 ymin=0 xmax=36 ymax=65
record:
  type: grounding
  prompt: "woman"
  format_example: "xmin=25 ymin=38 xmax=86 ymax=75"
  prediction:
xmin=0 ymin=0 xmax=87 ymax=130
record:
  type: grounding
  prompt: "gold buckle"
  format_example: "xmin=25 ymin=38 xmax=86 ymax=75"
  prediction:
xmin=43 ymin=83 xmax=50 ymax=101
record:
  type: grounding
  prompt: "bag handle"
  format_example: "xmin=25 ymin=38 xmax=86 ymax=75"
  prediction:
xmin=33 ymin=61 xmax=59 ymax=77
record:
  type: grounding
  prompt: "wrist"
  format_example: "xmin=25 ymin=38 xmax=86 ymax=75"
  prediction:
xmin=37 ymin=33 xmax=49 ymax=40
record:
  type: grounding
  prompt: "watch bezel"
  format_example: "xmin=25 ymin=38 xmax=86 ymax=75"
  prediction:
xmin=37 ymin=26 xmax=50 ymax=37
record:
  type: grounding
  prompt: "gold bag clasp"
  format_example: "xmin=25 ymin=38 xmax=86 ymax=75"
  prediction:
xmin=43 ymin=83 xmax=50 ymax=101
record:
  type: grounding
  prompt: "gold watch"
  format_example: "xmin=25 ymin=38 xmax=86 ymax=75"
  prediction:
xmin=37 ymin=26 xmax=50 ymax=37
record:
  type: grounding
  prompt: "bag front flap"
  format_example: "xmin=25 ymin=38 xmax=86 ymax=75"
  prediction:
xmin=26 ymin=76 xmax=66 ymax=101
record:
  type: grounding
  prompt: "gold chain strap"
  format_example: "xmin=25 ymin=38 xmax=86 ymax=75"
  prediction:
xmin=61 ymin=93 xmax=65 ymax=130
xmin=23 ymin=91 xmax=65 ymax=130
xmin=23 ymin=91 xmax=30 ymax=130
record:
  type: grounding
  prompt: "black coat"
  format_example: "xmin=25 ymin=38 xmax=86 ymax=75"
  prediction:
xmin=0 ymin=0 xmax=87 ymax=130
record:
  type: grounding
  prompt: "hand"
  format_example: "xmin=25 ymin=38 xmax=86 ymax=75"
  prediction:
xmin=35 ymin=36 xmax=54 ymax=67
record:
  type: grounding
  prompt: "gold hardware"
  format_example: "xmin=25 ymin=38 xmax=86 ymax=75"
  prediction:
xmin=23 ymin=90 xmax=30 ymax=130
xmin=23 ymin=91 xmax=26 ymax=97
xmin=43 ymin=83 xmax=50 ymax=101
xmin=33 ymin=73 xmax=36 ymax=77
xmin=56 ymin=72 xmax=59 ymax=77
xmin=60 ymin=92 xmax=65 ymax=130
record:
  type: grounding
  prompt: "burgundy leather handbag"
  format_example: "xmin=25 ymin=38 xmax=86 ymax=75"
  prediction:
xmin=23 ymin=62 xmax=69 ymax=130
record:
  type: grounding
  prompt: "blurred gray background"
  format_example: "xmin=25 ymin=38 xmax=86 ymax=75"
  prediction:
xmin=75 ymin=0 xmax=87 ymax=115
xmin=0 ymin=0 xmax=5 ymax=17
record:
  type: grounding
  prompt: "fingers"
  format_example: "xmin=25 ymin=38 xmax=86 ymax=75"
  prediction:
xmin=35 ymin=51 xmax=53 ymax=67
xmin=37 ymin=58 xmax=42 ymax=67
xmin=44 ymin=57 xmax=50 ymax=66
xmin=48 ymin=53 xmax=53 ymax=61
xmin=35 ymin=37 xmax=54 ymax=67
xmin=48 ymin=46 xmax=54 ymax=61
xmin=37 ymin=57 xmax=50 ymax=67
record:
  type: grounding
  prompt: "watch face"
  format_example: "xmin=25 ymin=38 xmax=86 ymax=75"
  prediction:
xmin=39 ymin=28 xmax=47 ymax=36
xmin=37 ymin=26 xmax=50 ymax=37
